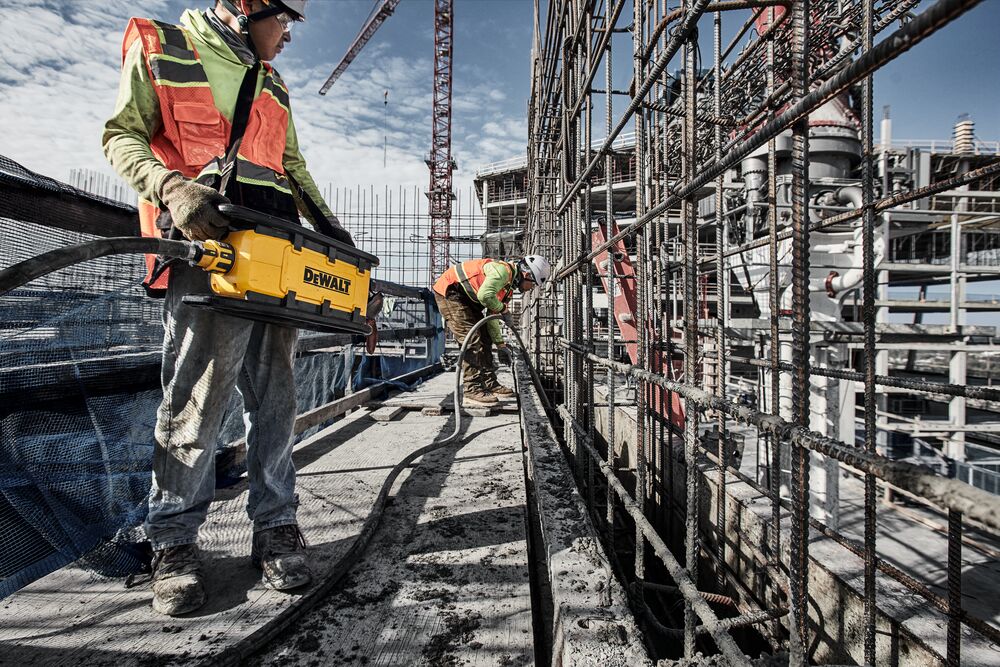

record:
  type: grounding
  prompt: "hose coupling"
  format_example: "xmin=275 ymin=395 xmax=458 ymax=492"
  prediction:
xmin=193 ymin=239 xmax=236 ymax=274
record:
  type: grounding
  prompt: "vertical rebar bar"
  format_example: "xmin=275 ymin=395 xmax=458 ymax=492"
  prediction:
xmin=605 ymin=29 xmax=617 ymax=548
xmin=633 ymin=0 xmax=648 ymax=590
xmin=681 ymin=0 xmax=700 ymax=654
xmin=947 ymin=509 xmax=963 ymax=666
xmin=788 ymin=0 xmax=812 ymax=660
xmin=712 ymin=6 xmax=728 ymax=596
xmin=766 ymin=8 xmax=782 ymax=636
xmin=861 ymin=0 xmax=879 ymax=663
xmin=585 ymin=40 xmax=597 ymax=517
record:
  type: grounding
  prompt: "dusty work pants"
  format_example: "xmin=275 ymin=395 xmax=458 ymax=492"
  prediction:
xmin=434 ymin=287 xmax=496 ymax=390
xmin=146 ymin=262 xmax=299 ymax=551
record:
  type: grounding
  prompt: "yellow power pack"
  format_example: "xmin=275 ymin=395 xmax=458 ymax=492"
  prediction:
xmin=184 ymin=204 xmax=379 ymax=335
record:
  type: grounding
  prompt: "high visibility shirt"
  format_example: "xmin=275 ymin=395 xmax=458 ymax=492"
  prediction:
xmin=434 ymin=259 xmax=516 ymax=344
xmin=103 ymin=9 xmax=332 ymax=223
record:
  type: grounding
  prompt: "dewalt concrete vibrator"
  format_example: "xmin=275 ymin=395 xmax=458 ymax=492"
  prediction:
xmin=0 ymin=204 xmax=380 ymax=335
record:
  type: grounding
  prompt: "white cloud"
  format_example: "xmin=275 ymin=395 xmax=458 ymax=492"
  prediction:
xmin=0 ymin=0 xmax=527 ymax=212
xmin=0 ymin=1 xmax=172 ymax=179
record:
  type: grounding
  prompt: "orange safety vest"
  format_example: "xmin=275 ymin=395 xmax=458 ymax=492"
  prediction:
xmin=122 ymin=18 xmax=295 ymax=293
xmin=433 ymin=259 xmax=516 ymax=308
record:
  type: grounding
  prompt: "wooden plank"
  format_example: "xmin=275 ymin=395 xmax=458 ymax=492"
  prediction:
xmin=369 ymin=406 xmax=405 ymax=422
xmin=397 ymin=401 xmax=517 ymax=415
xmin=420 ymin=405 xmax=493 ymax=417
xmin=0 ymin=378 xmax=533 ymax=665
xmin=293 ymin=362 xmax=442 ymax=433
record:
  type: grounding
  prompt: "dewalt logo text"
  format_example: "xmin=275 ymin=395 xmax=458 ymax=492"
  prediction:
xmin=303 ymin=267 xmax=351 ymax=295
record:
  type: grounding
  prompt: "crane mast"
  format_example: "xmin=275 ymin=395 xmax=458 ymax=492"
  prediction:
xmin=427 ymin=0 xmax=454 ymax=281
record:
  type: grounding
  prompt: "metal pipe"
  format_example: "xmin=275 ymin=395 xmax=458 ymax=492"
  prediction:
xmin=719 ymin=159 xmax=1000 ymax=262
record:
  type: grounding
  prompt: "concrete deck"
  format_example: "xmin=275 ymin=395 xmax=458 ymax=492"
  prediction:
xmin=256 ymin=371 xmax=535 ymax=666
xmin=0 ymin=371 xmax=532 ymax=666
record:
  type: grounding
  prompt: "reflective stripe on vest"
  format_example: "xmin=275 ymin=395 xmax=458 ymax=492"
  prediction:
xmin=122 ymin=17 xmax=294 ymax=291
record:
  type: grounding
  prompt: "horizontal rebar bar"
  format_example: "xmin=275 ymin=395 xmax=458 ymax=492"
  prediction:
xmin=560 ymin=339 xmax=1000 ymax=531
xmin=553 ymin=0 xmax=984 ymax=283
xmin=647 ymin=606 xmax=790 ymax=638
xmin=636 ymin=580 xmax=737 ymax=607
xmin=728 ymin=355 xmax=1000 ymax=402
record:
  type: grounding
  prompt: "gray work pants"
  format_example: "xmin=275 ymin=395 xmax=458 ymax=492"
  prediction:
xmin=146 ymin=262 xmax=299 ymax=550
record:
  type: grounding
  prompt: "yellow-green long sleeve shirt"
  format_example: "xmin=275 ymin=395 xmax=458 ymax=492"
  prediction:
xmin=102 ymin=9 xmax=333 ymax=224
xmin=476 ymin=262 xmax=515 ymax=344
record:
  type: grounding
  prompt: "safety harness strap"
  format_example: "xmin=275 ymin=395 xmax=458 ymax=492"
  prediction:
xmin=453 ymin=260 xmax=516 ymax=305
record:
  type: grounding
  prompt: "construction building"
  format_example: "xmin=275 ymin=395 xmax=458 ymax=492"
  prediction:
xmin=1 ymin=0 xmax=999 ymax=665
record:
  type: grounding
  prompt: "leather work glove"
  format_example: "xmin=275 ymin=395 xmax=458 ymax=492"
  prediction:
xmin=157 ymin=171 xmax=230 ymax=241
xmin=501 ymin=310 xmax=516 ymax=330
xmin=496 ymin=342 xmax=513 ymax=366
xmin=325 ymin=215 xmax=356 ymax=247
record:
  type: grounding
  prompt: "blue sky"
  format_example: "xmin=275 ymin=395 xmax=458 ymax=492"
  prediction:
xmin=0 ymin=0 xmax=997 ymax=197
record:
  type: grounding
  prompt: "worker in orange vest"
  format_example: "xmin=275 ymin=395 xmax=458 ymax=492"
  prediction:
xmin=432 ymin=255 xmax=551 ymax=406
xmin=103 ymin=0 xmax=344 ymax=616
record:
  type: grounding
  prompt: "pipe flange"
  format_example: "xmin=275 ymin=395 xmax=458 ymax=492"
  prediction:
xmin=825 ymin=271 xmax=840 ymax=298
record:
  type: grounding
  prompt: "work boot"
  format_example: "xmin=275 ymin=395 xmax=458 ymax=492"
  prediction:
xmin=483 ymin=375 xmax=515 ymax=399
xmin=151 ymin=543 xmax=206 ymax=616
xmin=463 ymin=384 xmax=499 ymax=407
xmin=251 ymin=524 xmax=311 ymax=590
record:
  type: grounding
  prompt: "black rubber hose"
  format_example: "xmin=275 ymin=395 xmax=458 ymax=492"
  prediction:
xmin=212 ymin=314 xmax=529 ymax=666
xmin=0 ymin=237 xmax=194 ymax=295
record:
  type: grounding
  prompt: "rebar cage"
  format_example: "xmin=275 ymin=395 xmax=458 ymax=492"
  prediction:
xmin=517 ymin=0 xmax=1000 ymax=664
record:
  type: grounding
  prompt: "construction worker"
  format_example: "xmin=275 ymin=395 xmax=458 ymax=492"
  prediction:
xmin=432 ymin=255 xmax=552 ymax=406
xmin=103 ymin=0 xmax=351 ymax=616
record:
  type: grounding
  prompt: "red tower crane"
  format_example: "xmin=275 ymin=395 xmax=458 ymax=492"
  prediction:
xmin=317 ymin=0 xmax=456 ymax=282
xmin=426 ymin=0 xmax=455 ymax=281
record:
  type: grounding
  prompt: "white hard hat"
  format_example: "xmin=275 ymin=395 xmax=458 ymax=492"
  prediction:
xmin=520 ymin=255 xmax=552 ymax=286
xmin=275 ymin=0 xmax=307 ymax=21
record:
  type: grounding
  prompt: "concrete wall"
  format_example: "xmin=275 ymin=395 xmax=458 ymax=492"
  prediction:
xmin=515 ymin=362 xmax=651 ymax=666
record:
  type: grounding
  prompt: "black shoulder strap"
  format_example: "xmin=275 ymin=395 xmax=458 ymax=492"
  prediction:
xmin=285 ymin=171 xmax=340 ymax=238
xmin=218 ymin=62 xmax=261 ymax=197
xmin=228 ymin=63 xmax=260 ymax=153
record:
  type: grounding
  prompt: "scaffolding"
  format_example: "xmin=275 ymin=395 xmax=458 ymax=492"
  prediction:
xmin=520 ymin=0 xmax=1000 ymax=664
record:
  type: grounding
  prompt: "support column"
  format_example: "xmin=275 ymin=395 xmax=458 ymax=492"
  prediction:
xmin=947 ymin=213 xmax=967 ymax=461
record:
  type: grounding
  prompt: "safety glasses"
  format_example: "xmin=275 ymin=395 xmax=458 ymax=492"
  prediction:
xmin=275 ymin=12 xmax=294 ymax=33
